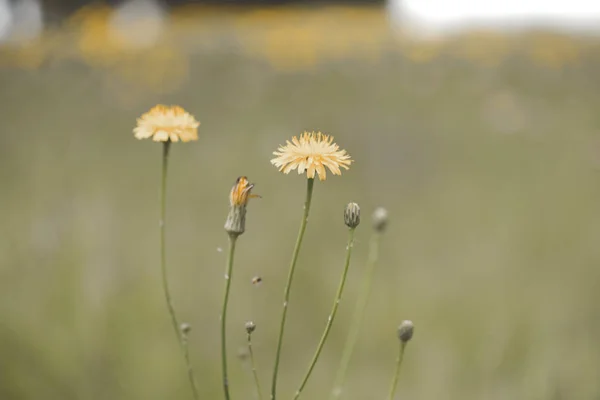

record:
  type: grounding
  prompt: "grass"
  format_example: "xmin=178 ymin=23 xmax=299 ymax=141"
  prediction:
xmin=1 ymin=5 xmax=600 ymax=399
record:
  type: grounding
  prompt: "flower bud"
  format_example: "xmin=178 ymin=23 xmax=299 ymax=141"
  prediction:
xmin=397 ymin=320 xmax=414 ymax=343
xmin=224 ymin=176 xmax=260 ymax=236
xmin=245 ymin=321 xmax=256 ymax=334
xmin=180 ymin=322 xmax=192 ymax=335
xmin=344 ymin=202 xmax=361 ymax=228
xmin=372 ymin=207 xmax=389 ymax=233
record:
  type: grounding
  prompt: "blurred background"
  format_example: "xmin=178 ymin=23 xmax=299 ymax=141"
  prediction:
xmin=2 ymin=0 xmax=600 ymax=399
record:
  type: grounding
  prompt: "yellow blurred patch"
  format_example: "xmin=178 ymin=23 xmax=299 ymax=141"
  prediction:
xmin=0 ymin=4 xmax=596 ymax=85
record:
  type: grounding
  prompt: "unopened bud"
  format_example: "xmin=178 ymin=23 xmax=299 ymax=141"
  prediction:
xmin=372 ymin=207 xmax=389 ymax=232
xmin=397 ymin=320 xmax=414 ymax=343
xmin=180 ymin=322 xmax=192 ymax=335
xmin=245 ymin=321 xmax=256 ymax=334
xmin=344 ymin=202 xmax=361 ymax=228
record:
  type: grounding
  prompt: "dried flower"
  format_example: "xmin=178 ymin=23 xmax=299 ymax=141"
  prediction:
xmin=344 ymin=202 xmax=361 ymax=228
xmin=397 ymin=320 xmax=414 ymax=343
xmin=372 ymin=207 xmax=389 ymax=233
xmin=229 ymin=176 xmax=260 ymax=207
xmin=225 ymin=176 xmax=259 ymax=236
xmin=270 ymin=131 xmax=352 ymax=181
xmin=134 ymin=104 xmax=199 ymax=142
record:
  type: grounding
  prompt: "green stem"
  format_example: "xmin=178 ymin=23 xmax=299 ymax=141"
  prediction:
xmin=386 ymin=342 xmax=407 ymax=400
xmin=160 ymin=143 xmax=179 ymax=343
xmin=270 ymin=178 xmax=315 ymax=400
xmin=160 ymin=141 xmax=199 ymax=400
xmin=182 ymin=333 xmax=200 ymax=399
xmin=247 ymin=333 xmax=264 ymax=400
xmin=330 ymin=231 xmax=382 ymax=399
xmin=221 ymin=234 xmax=238 ymax=400
xmin=293 ymin=227 xmax=356 ymax=400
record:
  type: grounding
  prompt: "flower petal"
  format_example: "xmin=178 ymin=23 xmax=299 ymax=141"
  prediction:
xmin=270 ymin=131 xmax=351 ymax=180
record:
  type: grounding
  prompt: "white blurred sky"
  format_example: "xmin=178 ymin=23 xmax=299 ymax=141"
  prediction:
xmin=0 ymin=0 xmax=43 ymax=43
xmin=389 ymin=0 xmax=600 ymax=35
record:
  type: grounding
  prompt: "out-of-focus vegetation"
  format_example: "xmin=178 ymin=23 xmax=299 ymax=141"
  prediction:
xmin=1 ymin=4 xmax=600 ymax=400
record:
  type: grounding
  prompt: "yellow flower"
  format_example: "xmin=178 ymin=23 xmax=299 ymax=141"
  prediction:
xmin=134 ymin=105 xmax=199 ymax=142
xmin=229 ymin=176 xmax=261 ymax=206
xmin=271 ymin=131 xmax=352 ymax=181
xmin=225 ymin=176 xmax=260 ymax=236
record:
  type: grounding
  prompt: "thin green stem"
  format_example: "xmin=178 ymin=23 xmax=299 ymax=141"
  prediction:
xmin=270 ymin=178 xmax=315 ymax=400
xmin=182 ymin=333 xmax=200 ymax=399
xmin=247 ymin=333 xmax=264 ymax=400
xmin=386 ymin=342 xmax=407 ymax=400
xmin=221 ymin=234 xmax=238 ymax=400
xmin=293 ymin=227 xmax=356 ymax=400
xmin=330 ymin=231 xmax=382 ymax=399
xmin=160 ymin=142 xmax=179 ymax=341
xmin=159 ymin=141 xmax=199 ymax=400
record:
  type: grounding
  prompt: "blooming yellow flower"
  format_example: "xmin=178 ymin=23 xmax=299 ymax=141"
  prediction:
xmin=271 ymin=131 xmax=352 ymax=181
xmin=134 ymin=105 xmax=199 ymax=142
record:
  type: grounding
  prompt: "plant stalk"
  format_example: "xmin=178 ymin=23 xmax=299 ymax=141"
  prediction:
xmin=293 ymin=227 xmax=356 ymax=400
xmin=386 ymin=341 xmax=407 ymax=400
xmin=247 ymin=333 xmax=264 ymax=400
xmin=159 ymin=141 xmax=199 ymax=400
xmin=221 ymin=233 xmax=239 ymax=400
xmin=330 ymin=231 xmax=382 ymax=399
xmin=270 ymin=178 xmax=315 ymax=400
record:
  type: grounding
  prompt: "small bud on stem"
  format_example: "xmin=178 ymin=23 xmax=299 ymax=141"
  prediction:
xmin=245 ymin=321 xmax=256 ymax=335
xmin=344 ymin=202 xmax=361 ymax=228
xmin=372 ymin=207 xmax=389 ymax=233
xmin=397 ymin=320 xmax=414 ymax=343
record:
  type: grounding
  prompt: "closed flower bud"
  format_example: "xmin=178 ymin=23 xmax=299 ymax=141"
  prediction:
xmin=344 ymin=202 xmax=361 ymax=228
xmin=372 ymin=207 xmax=389 ymax=232
xmin=397 ymin=320 xmax=414 ymax=343
xmin=224 ymin=176 xmax=260 ymax=236
xmin=245 ymin=321 xmax=256 ymax=334
xmin=180 ymin=322 xmax=192 ymax=335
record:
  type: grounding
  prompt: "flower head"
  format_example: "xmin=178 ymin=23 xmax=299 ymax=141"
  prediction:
xmin=134 ymin=104 xmax=199 ymax=142
xmin=180 ymin=323 xmax=192 ymax=334
xmin=397 ymin=320 xmax=414 ymax=343
xmin=270 ymin=131 xmax=352 ymax=181
xmin=344 ymin=202 xmax=361 ymax=228
xmin=372 ymin=207 xmax=389 ymax=233
xmin=225 ymin=176 xmax=260 ymax=236
xmin=245 ymin=321 xmax=256 ymax=334
xmin=229 ymin=176 xmax=261 ymax=206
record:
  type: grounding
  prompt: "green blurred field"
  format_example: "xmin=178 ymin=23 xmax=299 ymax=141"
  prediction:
xmin=1 ymin=5 xmax=600 ymax=400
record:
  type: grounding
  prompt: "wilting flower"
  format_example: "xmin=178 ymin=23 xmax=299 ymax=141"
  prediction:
xmin=134 ymin=104 xmax=199 ymax=142
xmin=225 ymin=176 xmax=260 ymax=236
xmin=229 ymin=176 xmax=260 ymax=206
xmin=270 ymin=131 xmax=352 ymax=181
